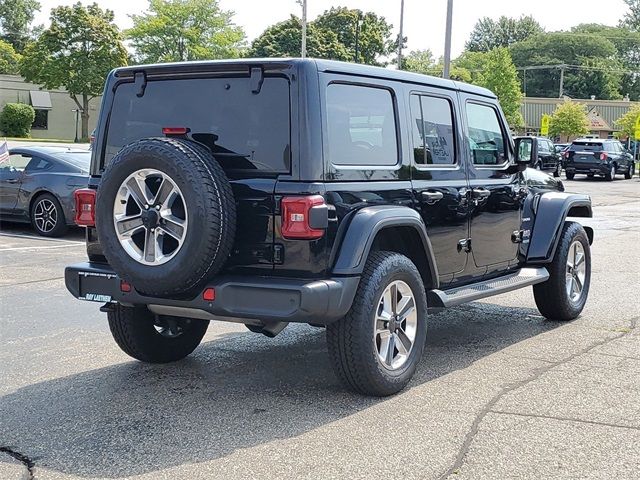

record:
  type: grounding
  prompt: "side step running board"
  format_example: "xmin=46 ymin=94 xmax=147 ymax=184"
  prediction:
xmin=428 ymin=267 xmax=549 ymax=309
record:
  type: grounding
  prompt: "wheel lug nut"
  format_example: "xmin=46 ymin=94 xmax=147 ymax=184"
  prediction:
xmin=145 ymin=204 xmax=149 ymax=209
xmin=155 ymin=205 xmax=160 ymax=210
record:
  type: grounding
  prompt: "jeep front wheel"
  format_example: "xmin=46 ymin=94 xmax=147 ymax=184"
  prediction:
xmin=326 ymin=251 xmax=427 ymax=396
xmin=108 ymin=304 xmax=209 ymax=363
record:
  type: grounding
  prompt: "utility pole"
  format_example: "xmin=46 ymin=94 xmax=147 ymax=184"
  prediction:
xmin=300 ymin=0 xmax=307 ymax=58
xmin=354 ymin=13 xmax=362 ymax=63
xmin=559 ymin=64 xmax=565 ymax=98
xmin=443 ymin=0 xmax=453 ymax=79
xmin=397 ymin=0 xmax=405 ymax=69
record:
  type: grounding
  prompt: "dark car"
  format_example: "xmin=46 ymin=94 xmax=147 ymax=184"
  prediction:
xmin=555 ymin=143 xmax=570 ymax=154
xmin=0 ymin=146 xmax=90 ymax=236
xmin=64 ymin=59 xmax=593 ymax=396
xmin=514 ymin=136 xmax=562 ymax=177
xmin=564 ymin=139 xmax=635 ymax=180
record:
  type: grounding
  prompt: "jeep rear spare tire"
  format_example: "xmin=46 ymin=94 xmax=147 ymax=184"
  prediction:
xmin=96 ymin=137 xmax=236 ymax=296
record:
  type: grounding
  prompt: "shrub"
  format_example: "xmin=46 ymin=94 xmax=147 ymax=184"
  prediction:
xmin=0 ymin=103 xmax=35 ymax=137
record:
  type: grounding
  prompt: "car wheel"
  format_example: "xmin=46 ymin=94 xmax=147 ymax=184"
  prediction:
xmin=326 ymin=251 xmax=428 ymax=396
xmin=553 ymin=163 xmax=561 ymax=177
xmin=533 ymin=222 xmax=590 ymax=321
xmin=565 ymin=172 xmax=575 ymax=180
xmin=107 ymin=304 xmax=209 ymax=363
xmin=30 ymin=193 xmax=68 ymax=237
xmin=535 ymin=162 xmax=542 ymax=171
xmin=624 ymin=163 xmax=634 ymax=180
xmin=604 ymin=164 xmax=616 ymax=181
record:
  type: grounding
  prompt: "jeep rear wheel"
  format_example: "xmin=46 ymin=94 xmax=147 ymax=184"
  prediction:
xmin=96 ymin=138 xmax=236 ymax=296
xmin=107 ymin=304 xmax=209 ymax=363
xmin=533 ymin=222 xmax=591 ymax=321
xmin=326 ymin=251 xmax=427 ymax=396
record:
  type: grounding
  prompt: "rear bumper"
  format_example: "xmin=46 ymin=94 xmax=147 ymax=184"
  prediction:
xmin=565 ymin=163 xmax=609 ymax=174
xmin=64 ymin=262 xmax=359 ymax=325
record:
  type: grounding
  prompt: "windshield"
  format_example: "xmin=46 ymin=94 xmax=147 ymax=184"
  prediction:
xmin=52 ymin=152 xmax=91 ymax=171
xmin=103 ymin=76 xmax=291 ymax=174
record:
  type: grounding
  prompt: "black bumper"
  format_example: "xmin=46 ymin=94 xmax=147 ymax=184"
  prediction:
xmin=65 ymin=262 xmax=359 ymax=325
xmin=565 ymin=163 xmax=609 ymax=174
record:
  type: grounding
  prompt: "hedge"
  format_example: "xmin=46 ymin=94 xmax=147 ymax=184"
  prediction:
xmin=0 ymin=103 xmax=35 ymax=138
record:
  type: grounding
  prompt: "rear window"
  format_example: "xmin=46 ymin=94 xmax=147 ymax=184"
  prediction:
xmin=52 ymin=152 xmax=91 ymax=171
xmin=103 ymin=76 xmax=291 ymax=173
xmin=570 ymin=142 xmax=603 ymax=152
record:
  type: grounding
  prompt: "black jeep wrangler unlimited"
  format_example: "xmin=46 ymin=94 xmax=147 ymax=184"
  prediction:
xmin=66 ymin=59 xmax=593 ymax=396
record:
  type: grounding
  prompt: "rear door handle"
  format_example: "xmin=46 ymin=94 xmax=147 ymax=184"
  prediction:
xmin=472 ymin=188 xmax=491 ymax=199
xmin=421 ymin=190 xmax=444 ymax=205
xmin=5 ymin=179 xmax=20 ymax=184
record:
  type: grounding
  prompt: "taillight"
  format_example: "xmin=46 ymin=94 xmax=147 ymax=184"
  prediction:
xmin=74 ymin=188 xmax=96 ymax=226
xmin=281 ymin=195 xmax=327 ymax=240
xmin=162 ymin=127 xmax=189 ymax=135
xmin=600 ymin=152 xmax=608 ymax=161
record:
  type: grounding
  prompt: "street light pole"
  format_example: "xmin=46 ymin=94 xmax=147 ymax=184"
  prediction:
xmin=397 ymin=0 xmax=405 ymax=69
xmin=354 ymin=14 xmax=362 ymax=63
xmin=443 ymin=0 xmax=454 ymax=79
xmin=300 ymin=0 xmax=307 ymax=58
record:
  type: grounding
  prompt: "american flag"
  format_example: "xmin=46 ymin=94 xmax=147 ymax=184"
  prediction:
xmin=0 ymin=140 xmax=8 ymax=164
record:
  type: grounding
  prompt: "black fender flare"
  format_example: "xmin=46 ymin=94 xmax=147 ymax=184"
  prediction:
xmin=332 ymin=205 xmax=439 ymax=288
xmin=526 ymin=192 xmax=593 ymax=263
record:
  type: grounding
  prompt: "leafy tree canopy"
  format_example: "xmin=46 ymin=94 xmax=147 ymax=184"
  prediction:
xmin=0 ymin=38 xmax=20 ymax=74
xmin=615 ymin=103 xmax=640 ymax=139
xmin=0 ymin=0 xmax=40 ymax=52
xmin=620 ymin=0 xmax=640 ymax=30
xmin=466 ymin=15 xmax=543 ymax=52
xmin=401 ymin=49 xmax=471 ymax=82
xmin=548 ymin=100 xmax=589 ymax=141
xmin=20 ymin=2 xmax=128 ymax=139
xmin=510 ymin=32 xmax=622 ymax=99
xmin=127 ymin=0 xmax=245 ymax=64
xmin=249 ymin=7 xmax=397 ymax=66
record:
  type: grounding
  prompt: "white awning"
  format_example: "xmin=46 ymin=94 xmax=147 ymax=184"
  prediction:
xmin=29 ymin=90 xmax=52 ymax=110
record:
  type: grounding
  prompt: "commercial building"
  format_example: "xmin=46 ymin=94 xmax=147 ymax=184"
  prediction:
xmin=0 ymin=74 xmax=101 ymax=141
xmin=520 ymin=97 xmax=638 ymax=140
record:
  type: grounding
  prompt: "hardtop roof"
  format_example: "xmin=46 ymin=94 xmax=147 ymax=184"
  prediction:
xmin=111 ymin=58 xmax=496 ymax=99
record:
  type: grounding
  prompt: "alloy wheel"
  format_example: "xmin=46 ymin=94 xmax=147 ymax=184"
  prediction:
xmin=374 ymin=280 xmax=418 ymax=370
xmin=113 ymin=168 xmax=188 ymax=265
xmin=566 ymin=240 xmax=586 ymax=302
xmin=34 ymin=198 xmax=58 ymax=233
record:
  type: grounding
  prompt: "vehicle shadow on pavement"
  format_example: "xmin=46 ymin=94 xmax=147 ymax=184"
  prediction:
xmin=0 ymin=302 xmax=558 ymax=478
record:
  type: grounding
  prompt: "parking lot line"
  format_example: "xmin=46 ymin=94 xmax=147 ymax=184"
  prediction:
xmin=0 ymin=232 xmax=85 ymax=244
xmin=0 ymin=243 xmax=85 ymax=252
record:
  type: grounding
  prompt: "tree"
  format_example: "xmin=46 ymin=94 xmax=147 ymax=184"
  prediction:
xmin=20 ymin=3 xmax=127 ymax=140
xmin=572 ymin=23 xmax=640 ymax=100
xmin=620 ymin=0 xmax=640 ymax=30
xmin=313 ymin=7 xmax=396 ymax=66
xmin=248 ymin=15 xmax=348 ymax=60
xmin=0 ymin=39 xmax=20 ymax=74
xmin=401 ymin=49 xmax=471 ymax=82
xmin=249 ymin=7 xmax=397 ymax=66
xmin=615 ymin=103 xmax=640 ymax=139
xmin=510 ymin=32 xmax=621 ymax=99
xmin=0 ymin=0 xmax=40 ymax=52
xmin=127 ymin=0 xmax=245 ymax=63
xmin=466 ymin=15 xmax=543 ymax=52
xmin=475 ymin=48 xmax=524 ymax=128
xmin=548 ymin=100 xmax=589 ymax=142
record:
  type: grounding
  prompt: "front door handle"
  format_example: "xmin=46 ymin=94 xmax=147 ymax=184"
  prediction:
xmin=5 ymin=178 xmax=20 ymax=184
xmin=421 ymin=190 xmax=444 ymax=205
xmin=472 ymin=187 xmax=491 ymax=199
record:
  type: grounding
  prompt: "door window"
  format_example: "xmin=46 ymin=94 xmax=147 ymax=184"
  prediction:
xmin=2 ymin=154 xmax=31 ymax=172
xmin=466 ymin=103 xmax=507 ymax=166
xmin=410 ymin=94 xmax=456 ymax=166
xmin=326 ymin=83 xmax=398 ymax=167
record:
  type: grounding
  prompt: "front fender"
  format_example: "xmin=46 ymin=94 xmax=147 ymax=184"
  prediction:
xmin=527 ymin=192 xmax=593 ymax=263
xmin=332 ymin=205 xmax=439 ymax=287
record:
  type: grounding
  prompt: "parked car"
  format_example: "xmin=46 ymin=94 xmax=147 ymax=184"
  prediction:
xmin=555 ymin=143 xmax=570 ymax=154
xmin=0 ymin=146 xmax=90 ymax=236
xmin=513 ymin=136 xmax=562 ymax=177
xmin=563 ymin=139 xmax=635 ymax=180
xmin=64 ymin=59 xmax=593 ymax=396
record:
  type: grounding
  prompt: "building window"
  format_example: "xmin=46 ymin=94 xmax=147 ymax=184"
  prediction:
xmin=32 ymin=110 xmax=48 ymax=129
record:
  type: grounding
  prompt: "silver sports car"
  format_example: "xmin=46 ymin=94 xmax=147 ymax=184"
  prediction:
xmin=0 ymin=146 xmax=90 ymax=237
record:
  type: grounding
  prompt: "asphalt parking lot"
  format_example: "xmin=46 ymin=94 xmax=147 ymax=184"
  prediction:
xmin=1 ymin=176 xmax=639 ymax=480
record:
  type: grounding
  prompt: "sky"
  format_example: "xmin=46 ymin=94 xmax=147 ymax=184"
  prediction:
xmin=34 ymin=0 xmax=629 ymax=59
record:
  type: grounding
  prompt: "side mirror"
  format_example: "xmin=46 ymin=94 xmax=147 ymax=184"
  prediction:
xmin=510 ymin=137 xmax=535 ymax=173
